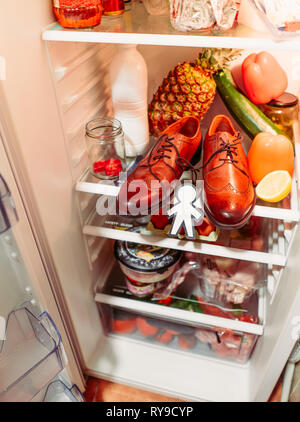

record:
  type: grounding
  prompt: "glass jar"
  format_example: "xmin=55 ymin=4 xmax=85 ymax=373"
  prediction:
xmin=124 ymin=0 xmax=132 ymax=11
xmin=102 ymin=0 xmax=125 ymax=15
xmin=259 ymin=93 xmax=299 ymax=142
xmin=143 ymin=0 xmax=170 ymax=16
xmin=53 ymin=0 xmax=103 ymax=29
xmin=169 ymin=0 xmax=215 ymax=32
xmin=85 ymin=118 xmax=127 ymax=180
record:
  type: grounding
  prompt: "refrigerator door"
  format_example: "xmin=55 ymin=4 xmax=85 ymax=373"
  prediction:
xmin=0 ymin=129 xmax=85 ymax=399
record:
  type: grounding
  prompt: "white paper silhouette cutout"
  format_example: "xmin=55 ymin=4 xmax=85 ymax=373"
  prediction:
xmin=167 ymin=183 xmax=204 ymax=239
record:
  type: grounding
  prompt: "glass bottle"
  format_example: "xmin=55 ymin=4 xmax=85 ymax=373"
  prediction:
xmin=85 ymin=118 xmax=127 ymax=180
xmin=53 ymin=0 xmax=103 ymax=29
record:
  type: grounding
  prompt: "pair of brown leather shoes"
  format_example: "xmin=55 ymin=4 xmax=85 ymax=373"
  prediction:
xmin=118 ymin=115 xmax=255 ymax=230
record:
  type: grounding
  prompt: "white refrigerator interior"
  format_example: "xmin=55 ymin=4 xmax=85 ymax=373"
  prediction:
xmin=1 ymin=0 xmax=300 ymax=402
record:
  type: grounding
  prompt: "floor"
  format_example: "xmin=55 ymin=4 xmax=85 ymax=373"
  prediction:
xmin=84 ymin=378 xmax=182 ymax=402
xmin=84 ymin=376 xmax=283 ymax=402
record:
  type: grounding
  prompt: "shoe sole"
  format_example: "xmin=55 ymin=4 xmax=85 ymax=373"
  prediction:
xmin=204 ymin=195 xmax=257 ymax=231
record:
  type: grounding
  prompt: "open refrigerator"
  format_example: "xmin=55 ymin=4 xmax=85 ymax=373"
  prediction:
xmin=1 ymin=0 xmax=300 ymax=402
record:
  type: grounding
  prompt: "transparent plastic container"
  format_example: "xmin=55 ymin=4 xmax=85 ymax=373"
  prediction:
xmin=96 ymin=261 xmax=264 ymax=363
xmin=29 ymin=369 xmax=85 ymax=402
xmin=0 ymin=174 xmax=18 ymax=234
xmin=102 ymin=306 xmax=259 ymax=363
xmin=198 ymin=255 xmax=265 ymax=306
xmin=0 ymin=308 xmax=64 ymax=402
xmin=158 ymin=254 xmax=266 ymax=306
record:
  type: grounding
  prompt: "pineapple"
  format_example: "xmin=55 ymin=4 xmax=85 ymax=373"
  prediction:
xmin=148 ymin=48 xmax=240 ymax=137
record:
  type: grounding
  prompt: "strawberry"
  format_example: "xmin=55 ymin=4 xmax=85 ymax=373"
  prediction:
xmin=93 ymin=160 xmax=106 ymax=173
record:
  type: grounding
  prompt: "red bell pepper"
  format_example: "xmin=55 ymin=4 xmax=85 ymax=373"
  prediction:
xmin=242 ymin=51 xmax=288 ymax=105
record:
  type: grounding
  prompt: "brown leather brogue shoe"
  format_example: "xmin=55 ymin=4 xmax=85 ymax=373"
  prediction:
xmin=118 ymin=116 xmax=202 ymax=215
xmin=203 ymin=115 xmax=256 ymax=230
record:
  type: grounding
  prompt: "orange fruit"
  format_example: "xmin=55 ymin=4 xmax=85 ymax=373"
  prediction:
xmin=247 ymin=132 xmax=294 ymax=185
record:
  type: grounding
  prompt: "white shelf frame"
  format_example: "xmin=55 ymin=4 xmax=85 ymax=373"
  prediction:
xmin=42 ymin=1 xmax=300 ymax=51
xmin=76 ymin=171 xmax=300 ymax=222
xmin=95 ymin=286 xmax=265 ymax=336
xmin=83 ymin=223 xmax=287 ymax=266
xmin=42 ymin=27 xmax=300 ymax=51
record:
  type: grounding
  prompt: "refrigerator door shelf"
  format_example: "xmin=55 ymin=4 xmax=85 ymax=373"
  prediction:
xmin=29 ymin=369 xmax=85 ymax=402
xmin=0 ymin=308 xmax=64 ymax=402
xmin=42 ymin=380 xmax=85 ymax=402
xmin=0 ymin=174 xmax=18 ymax=234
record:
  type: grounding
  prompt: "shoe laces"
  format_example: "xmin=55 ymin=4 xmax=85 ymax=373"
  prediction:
xmin=140 ymin=132 xmax=247 ymax=187
xmin=202 ymin=133 xmax=248 ymax=177
xmin=176 ymin=133 xmax=248 ymax=183
xmin=141 ymin=134 xmax=185 ymax=182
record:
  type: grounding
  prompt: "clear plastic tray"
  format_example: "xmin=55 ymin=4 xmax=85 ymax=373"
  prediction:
xmin=101 ymin=305 xmax=259 ymax=364
xmin=96 ymin=259 xmax=264 ymax=363
xmin=159 ymin=254 xmax=266 ymax=306
xmin=98 ymin=259 xmax=263 ymax=322
xmin=0 ymin=307 xmax=64 ymax=402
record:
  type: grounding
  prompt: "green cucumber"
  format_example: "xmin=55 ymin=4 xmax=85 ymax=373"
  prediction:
xmin=214 ymin=69 xmax=293 ymax=143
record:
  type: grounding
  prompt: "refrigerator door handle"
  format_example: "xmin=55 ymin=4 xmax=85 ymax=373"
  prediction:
xmin=0 ymin=173 xmax=18 ymax=234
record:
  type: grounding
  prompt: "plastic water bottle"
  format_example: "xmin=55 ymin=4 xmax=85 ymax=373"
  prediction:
xmin=109 ymin=44 xmax=149 ymax=157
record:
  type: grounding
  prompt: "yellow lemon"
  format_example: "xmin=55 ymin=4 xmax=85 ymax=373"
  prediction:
xmin=256 ymin=170 xmax=292 ymax=203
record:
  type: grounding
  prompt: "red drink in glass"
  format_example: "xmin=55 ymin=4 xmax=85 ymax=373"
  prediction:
xmin=102 ymin=0 xmax=125 ymax=15
xmin=53 ymin=0 xmax=103 ymax=28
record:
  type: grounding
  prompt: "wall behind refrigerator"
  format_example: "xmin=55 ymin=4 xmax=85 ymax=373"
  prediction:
xmin=0 ymin=1 xmax=106 ymax=377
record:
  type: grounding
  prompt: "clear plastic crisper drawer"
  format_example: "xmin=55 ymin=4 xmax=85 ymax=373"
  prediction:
xmin=0 ymin=308 xmax=64 ymax=402
xmin=99 ymin=305 xmax=259 ymax=364
xmin=96 ymin=259 xmax=265 ymax=363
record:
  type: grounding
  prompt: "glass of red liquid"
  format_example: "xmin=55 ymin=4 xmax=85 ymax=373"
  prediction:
xmin=53 ymin=0 xmax=103 ymax=28
xmin=102 ymin=0 xmax=125 ymax=15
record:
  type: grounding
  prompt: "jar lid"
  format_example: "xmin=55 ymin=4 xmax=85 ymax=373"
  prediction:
xmin=268 ymin=92 xmax=299 ymax=108
xmin=114 ymin=228 xmax=182 ymax=273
